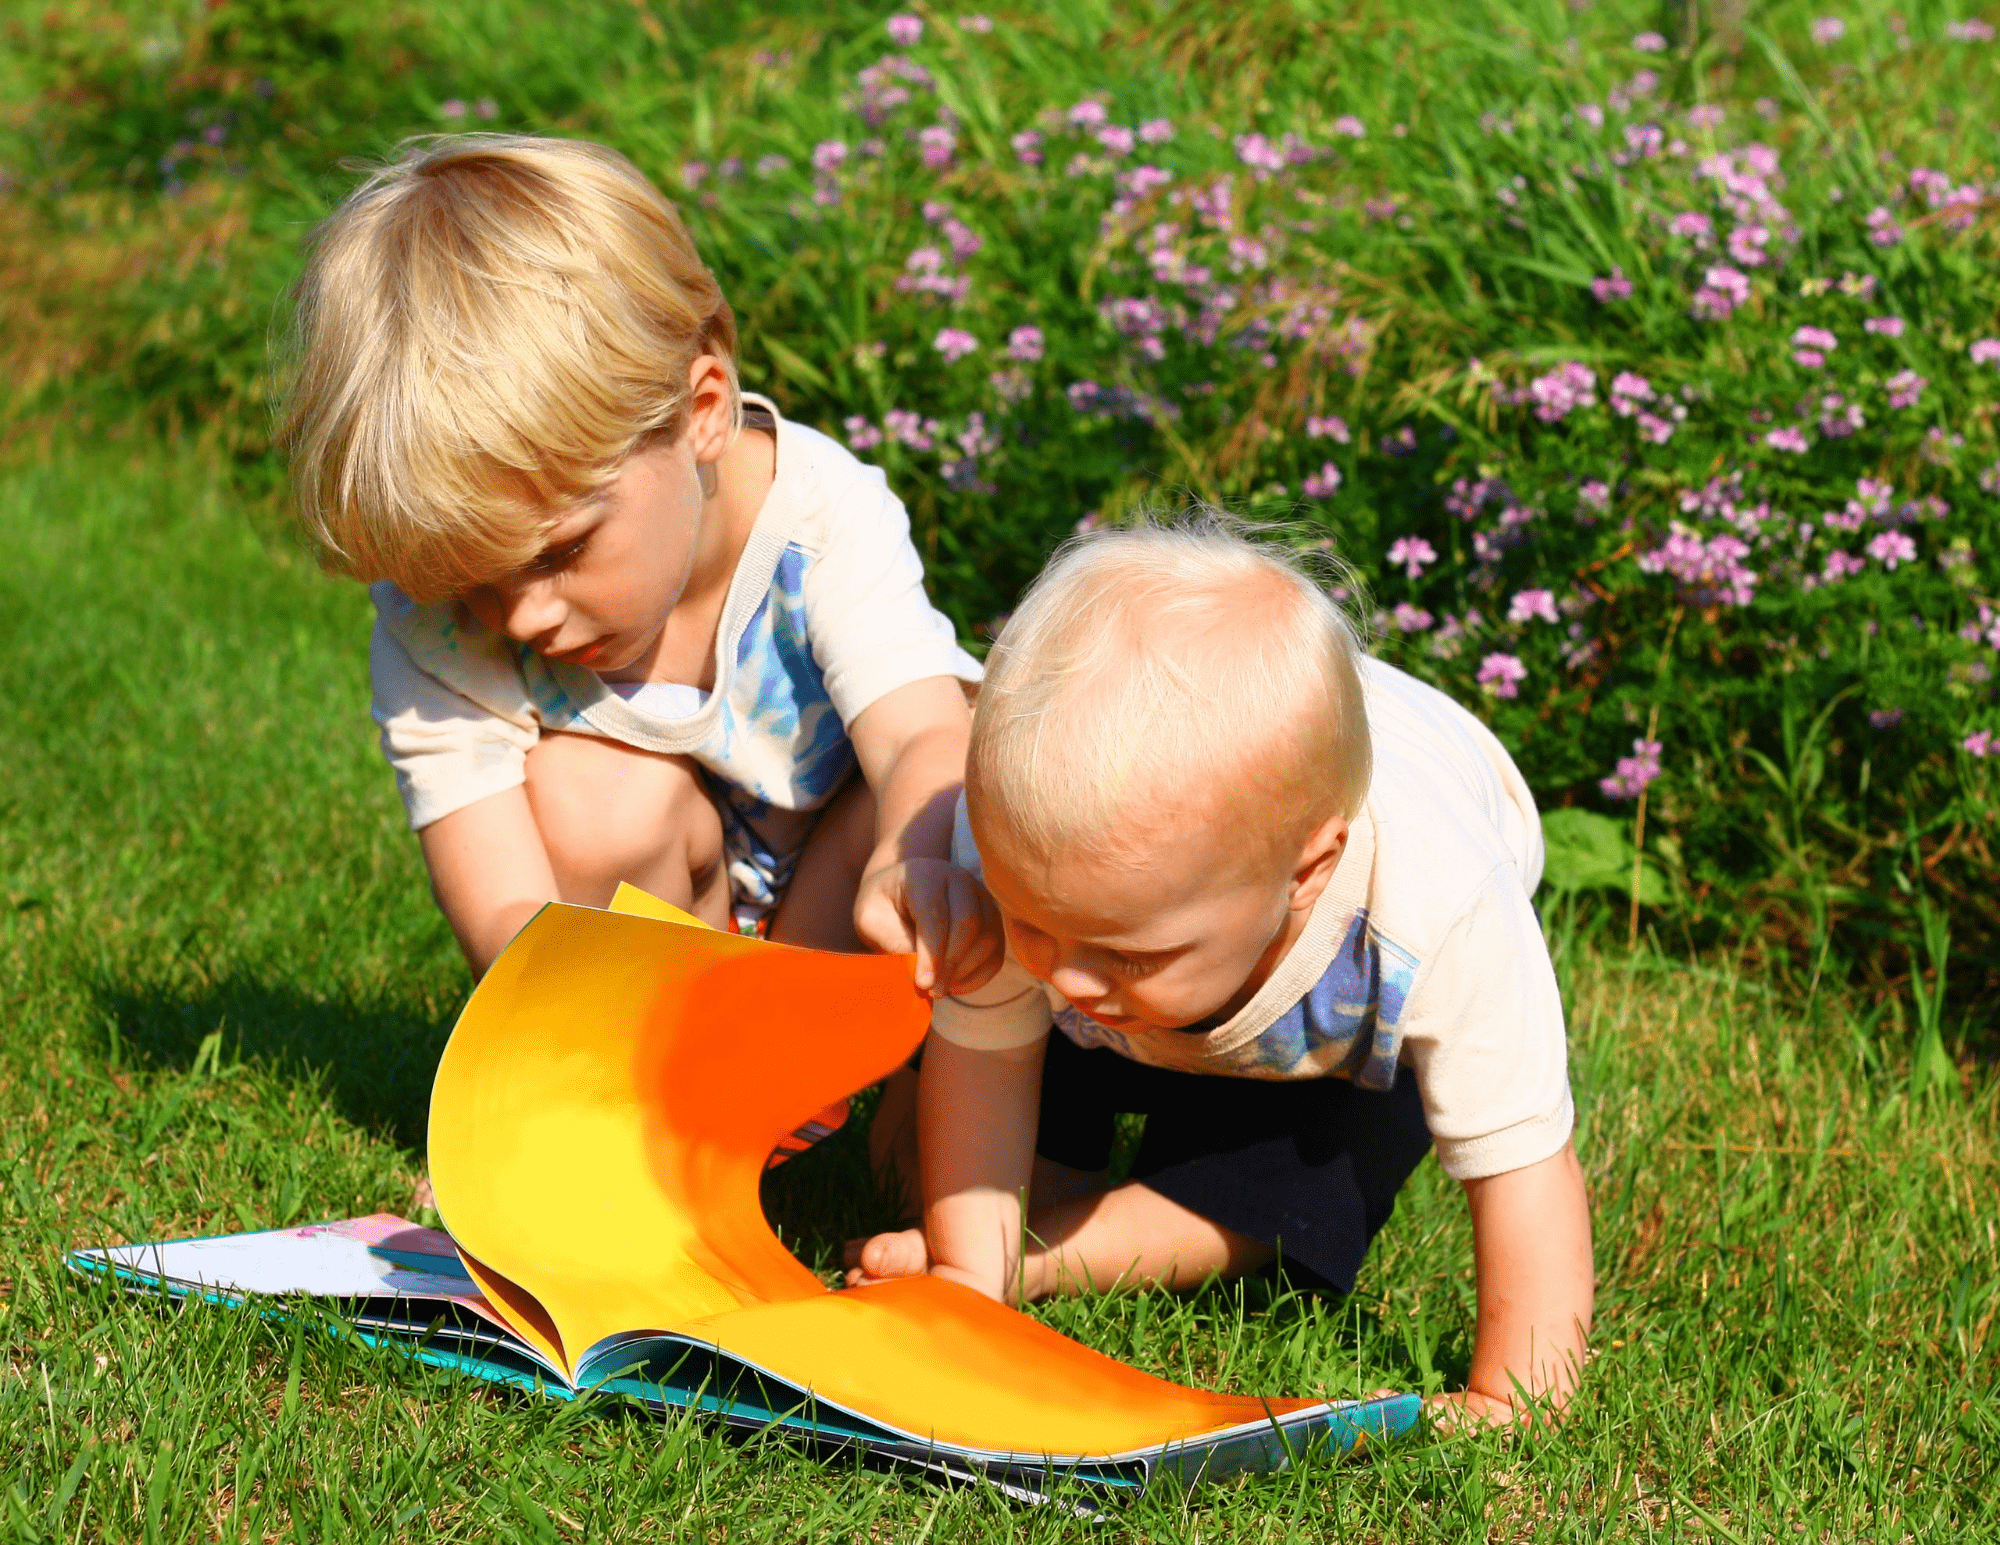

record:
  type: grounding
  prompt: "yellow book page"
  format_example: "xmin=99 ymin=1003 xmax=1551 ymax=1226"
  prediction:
xmin=428 ymin=902 xmax=1311 ymax=1455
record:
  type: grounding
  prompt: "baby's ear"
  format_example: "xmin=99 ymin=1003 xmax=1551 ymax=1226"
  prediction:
xmin=1288 ymin=813 xmax=1350 ymax=910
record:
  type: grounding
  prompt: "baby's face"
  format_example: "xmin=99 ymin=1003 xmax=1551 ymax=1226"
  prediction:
xmin=977 ymin=813 xmax=1318 ymax=1032
xmin=458 ymin=434 xmax=704 ymax=674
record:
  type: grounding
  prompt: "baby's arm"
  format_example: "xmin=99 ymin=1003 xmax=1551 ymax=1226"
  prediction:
xmin=849 ymin=963 xmax=1053 ymax=1300
xmin=1442 ymin=1139 xmax=1594 ymax=1424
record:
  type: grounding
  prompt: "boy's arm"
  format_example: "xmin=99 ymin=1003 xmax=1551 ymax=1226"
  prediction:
xmin=1440 ymin=1140 xmax=1594 ymax=1425
xmin=418 ymin=788 xmax=560 ymax=977
xmin=847 ymin=677 xmax=1001 ymax=996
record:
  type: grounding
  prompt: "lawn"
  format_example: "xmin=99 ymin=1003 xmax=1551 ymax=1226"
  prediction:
xmin=2 ymin=0 xmax=1998 ymax=1536
xmin=1 ymin=438 xmax=1992 ymax=1539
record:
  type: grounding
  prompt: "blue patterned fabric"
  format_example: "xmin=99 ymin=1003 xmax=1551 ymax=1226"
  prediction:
xmin=1054 ymin=910 xmax=1422 ymax=1090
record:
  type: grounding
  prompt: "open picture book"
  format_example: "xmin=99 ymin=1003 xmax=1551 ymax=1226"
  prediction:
xmin=71 ymin=886 xmax=1420 ymax=1502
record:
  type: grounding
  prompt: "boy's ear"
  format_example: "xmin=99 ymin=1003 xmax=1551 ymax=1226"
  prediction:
xmin=1287 ymin=814 xmax=1350 ymax=913
xmin=685 ymin=354 xmax=737 ymax=464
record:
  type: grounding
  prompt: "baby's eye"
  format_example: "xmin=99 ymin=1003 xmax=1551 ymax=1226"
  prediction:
xmin=1108 ymin=950 xmax=1166 ymax=980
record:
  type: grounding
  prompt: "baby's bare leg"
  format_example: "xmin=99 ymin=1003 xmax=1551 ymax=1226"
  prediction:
xmin=1023 ymin=1181 xmax=1274 ymax=1298
xmin=523 ymin=731 xmax=729 ymax=929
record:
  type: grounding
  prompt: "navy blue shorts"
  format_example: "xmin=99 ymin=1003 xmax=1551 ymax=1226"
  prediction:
xmin=1033 ymin=1031 xmax=1433 ymax=1293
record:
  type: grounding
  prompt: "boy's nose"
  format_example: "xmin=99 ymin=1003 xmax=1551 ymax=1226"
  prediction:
xmin=496 ymin=581 xmax=566 ymax=646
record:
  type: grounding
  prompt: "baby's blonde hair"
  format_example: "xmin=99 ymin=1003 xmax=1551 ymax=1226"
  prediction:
xmin=278 ymin=134 xmax=739 ymax=599
xmin=968 ymin=512 xmax=1372 ymax=869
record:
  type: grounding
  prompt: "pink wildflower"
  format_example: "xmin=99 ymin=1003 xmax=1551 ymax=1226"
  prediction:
xmin=1011 ymin=129 xmax=1044 ymax=166
xmin=1306 ymin=414 xmax=1351 ymax=443
xmin=1764 ymin=426 xmax=1811 ymax=454
xmin=1600 ymin=738 xmax=1663 ymax=801
xmin=1947 ymin=20 xmax=1996 ymax=40
xmin=1669 ymin=210 xmax=1714 ymax=242
xmin=1579 ymin=479 xmax=1612 ymax=512
xmin=1391 ymin=603 xmax=1434 ymax=632
xmin=1821 ymin=551 xmax=1866 ymax=583
xmin=1632 ymin=30 xmax=1667 ymax=51
xmin=1887 ymin=370 xmax=1927 ymax=409
xmin=1609 ymin=372 xmax=1655 ymax=416
xmin=1067 ymin=100 xmax=1108 ymax=129
xmin=1866 ymin=206 xmax=1903 ymax=247
xmin=843 ymin=415 xmax=883 ymax=450
xmin=1528 ymin=362 xmax=1598 ymax=422
xmin=887 ymin=14 xmax=923 ymax=46
xmin=1096 ymin=124 xmax=1135 ymax=155
xmin=1303 ymin=462 xmax=1344 ymax=500
xmin=811 ymin=139 xmax=849 ymax=172
xmin=1638 ymin=412 xmax=1676 ymax=444
xmin=1727 ymin=224 xmax=1772 ymax=267
xmin=1233 ymin=133 xmax=1286 ymax=172
xmin=1811 ymin=16 xmax=1846 ymax=44
xmin=917 ymin=124 xmax=957 ymax=168
xmin=1006 ymin=325 xmax=1044 ymax=363
xmin=1477 ymin=652 xmax=1528 ymax=699
xmin=1868 ymin=531 xmax=1916 ymax=569
xmin=1508 ymin=588 xmax=1559 ymax=625
xmin=1330 ymin=114 xmax=1367 ymax=138
xmin=1592 ymin=269 xmax=1633 ymax=303
xmin=933 ymin=327 xmax=979 ymax=363
xmin=1971 ymin=339 xmax=2000 ymax=365
xmin=1864 ymin=316 xmax=1905 ymax=337
xmin=1691 ymin=265 xmax=1751 ymax=320
xmin=1964 ymin=730 xmax=1995 ymax=757
xmin=1639 ymin=529 xmax=1758 ymax=606
xmin=1387 ymin=536 xmax=1437 ymax=579
xmin=1138 ymin=117 xmax=1175 ymax=143
xmin=957 ymin=13 xmax=994 ymax=33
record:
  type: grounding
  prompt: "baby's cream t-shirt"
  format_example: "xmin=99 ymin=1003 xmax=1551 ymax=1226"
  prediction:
xmin=933 ymin=657 xmax=1573 ymax=1183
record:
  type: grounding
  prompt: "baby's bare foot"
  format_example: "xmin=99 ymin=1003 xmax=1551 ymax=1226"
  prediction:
xmin=841 ymin=1228 xmax=930 ymax=1287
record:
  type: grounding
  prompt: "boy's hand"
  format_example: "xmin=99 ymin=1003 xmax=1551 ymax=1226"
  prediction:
xmin=854 ymin=859 xmax=1006 ymax=998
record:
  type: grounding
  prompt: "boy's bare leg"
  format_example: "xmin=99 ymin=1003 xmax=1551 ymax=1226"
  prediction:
xmin=523 ymin=731 xmax=730 ymax=928
xmin=765 ymin=780 xmax=922 ymax=1211
xmin=1022 ymin=1175 xmax=1273 ymax=1298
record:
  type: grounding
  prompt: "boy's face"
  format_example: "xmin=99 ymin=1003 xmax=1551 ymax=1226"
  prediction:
xmin=975 ymin=801 xmax=1347 ymax=1032
xmin=457 ymin=436 xmax=703 ymax=673
xmin=456 ymin=356 xmax=739 ymax=675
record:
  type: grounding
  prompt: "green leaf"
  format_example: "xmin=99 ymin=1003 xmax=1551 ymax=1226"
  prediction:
xmin=1541 ymin=809 xmax=1664 ymax=903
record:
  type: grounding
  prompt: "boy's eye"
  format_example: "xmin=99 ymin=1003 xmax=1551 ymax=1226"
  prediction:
xmin=529 ymin=534 xmax=589 ymax=575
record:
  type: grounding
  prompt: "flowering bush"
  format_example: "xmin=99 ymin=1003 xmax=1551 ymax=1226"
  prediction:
xmin=6 ymin=0 xmax=1999 ymax=983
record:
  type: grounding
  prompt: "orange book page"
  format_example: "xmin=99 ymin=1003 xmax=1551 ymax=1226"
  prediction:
xmin=428 ymin=900 xmax=1309 ymax=1456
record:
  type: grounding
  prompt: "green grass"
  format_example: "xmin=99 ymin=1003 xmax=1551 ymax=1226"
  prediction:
xmin=2 ymin=437 xmax=1994 ymax=1538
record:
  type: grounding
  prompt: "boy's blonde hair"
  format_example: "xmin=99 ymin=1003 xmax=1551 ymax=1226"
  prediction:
xmin=968 ymin=513 xmax=1372 ymax=868
xmin=278 ymin=134 xmax=739 ymax=599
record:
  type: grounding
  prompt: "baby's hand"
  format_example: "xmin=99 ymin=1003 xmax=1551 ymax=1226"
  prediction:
xmin=854 ymin=858 xmax=1006 ymax=998
xmin=842 ymin=1228 xmax=931 ymax=1287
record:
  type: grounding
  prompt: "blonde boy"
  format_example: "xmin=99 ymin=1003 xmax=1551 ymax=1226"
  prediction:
xmin=851 ymin=516 xmax=1595 ymax=1423
xmin=280 ymin=135 xmax=998 ymax=1024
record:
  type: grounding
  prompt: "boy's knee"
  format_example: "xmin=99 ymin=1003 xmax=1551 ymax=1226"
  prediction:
xmin=525 ymin=734 xmax=723 ymax=902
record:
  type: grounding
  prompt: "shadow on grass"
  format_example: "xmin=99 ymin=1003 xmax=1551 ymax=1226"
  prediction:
xmin=92 ymin=974 xmax=455 ymax=1149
